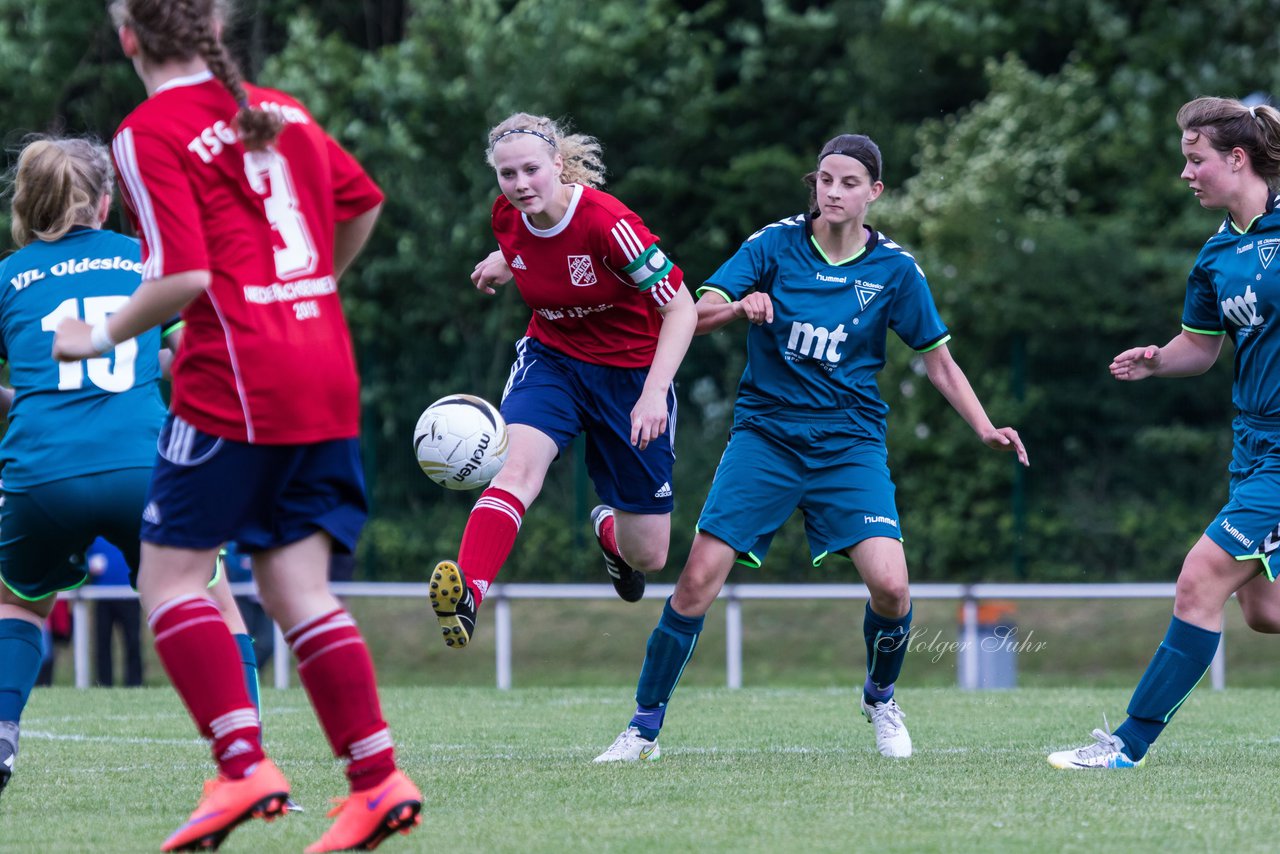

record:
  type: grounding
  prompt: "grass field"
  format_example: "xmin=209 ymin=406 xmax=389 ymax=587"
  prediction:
xmin=1 ymin=685 xmax=1277 ymax=853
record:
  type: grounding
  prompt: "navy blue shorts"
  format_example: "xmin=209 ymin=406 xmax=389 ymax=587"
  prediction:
xmin=0 ymin=468 xmax=152 ymax=600
xmin=500 ymin=337 xmax=675 ymax=514
xmin=141 ymin=415 xmax=368 ymax=553
xmin=697 ymin=412 xmax=901 ymax=568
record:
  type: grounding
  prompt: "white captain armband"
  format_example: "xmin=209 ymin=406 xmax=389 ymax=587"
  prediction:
xmin=621 ymin=244 xmax=674 ymax=291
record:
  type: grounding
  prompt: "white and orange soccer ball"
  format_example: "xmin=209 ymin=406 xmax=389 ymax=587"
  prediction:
xmin=413 ymin=394 xmax=509 ymax=490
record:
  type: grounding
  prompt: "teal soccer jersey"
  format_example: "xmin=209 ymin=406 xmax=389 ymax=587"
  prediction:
xmin=0 ymin=228 xmax=168 ymax=489
xmin=700 ymin=213 xmax=949 ymax=440
xmin=1182 ymin=193 xmax=1280 ymax=416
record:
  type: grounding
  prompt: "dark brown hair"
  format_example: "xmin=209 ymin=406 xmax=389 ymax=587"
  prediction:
xmin=110 ymin=0 xmax=283 ymax=150
xmin=803 ymin=133 xmax=883 ymax=209
xmin=1178 ymin=97 xmax=1280 ymax=187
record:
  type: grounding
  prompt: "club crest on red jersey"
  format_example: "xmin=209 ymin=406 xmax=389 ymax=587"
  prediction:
xmin=568 ymin=254 xmax=598 ymax=287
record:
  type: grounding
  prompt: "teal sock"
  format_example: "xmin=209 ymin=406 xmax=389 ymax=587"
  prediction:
xmin=1115 ymin=615 xmax=1220 ymax=761
xmin=234 ymin=633 xmax=261 ymax=722
xmin=863 ymin=603 xmax=912 ymax=703
xmin=0 ymin=619 xmax=45 ymax=722
xmin=630 ymin=598 xmax=703 ymax=740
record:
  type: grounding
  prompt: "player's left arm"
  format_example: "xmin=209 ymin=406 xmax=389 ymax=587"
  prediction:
xmin=922 ymin=342 xmax=1029 ymax=466
xmin=632 ymin=285 xmax=696 ymax=449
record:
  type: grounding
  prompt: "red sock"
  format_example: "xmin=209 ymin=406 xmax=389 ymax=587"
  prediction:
xmin=149 ymin=596 xmax=264 ymax=779
xmin=598 ymin=511 xmax=621 ymax=557
xmin=287 ymin=609 xmax=394 ymax=791
xmin=457 ymin=487 xmax=525 ymax=603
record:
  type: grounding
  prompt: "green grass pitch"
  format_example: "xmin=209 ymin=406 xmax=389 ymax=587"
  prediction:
xmin=0 ymin=685 xmax=1275 ymax=853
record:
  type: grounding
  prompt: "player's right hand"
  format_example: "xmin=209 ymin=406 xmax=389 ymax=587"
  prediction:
xmin=52 ymin=318 xmax=95 ymax=361
xmin=733 ymin=292 xmax=774 ymax=325
xmin=1110 ymin=345 xmax=1160 ymax=381
xmin=471 ymin=249 xmax=513 ymax=295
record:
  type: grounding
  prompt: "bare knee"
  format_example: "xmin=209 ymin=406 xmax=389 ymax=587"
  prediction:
xmin=623 ymin=542 xmax=668 ymax=574
xmin=1239 ymin=594 xmax=1280 ymax=633
xmin=868 ymin=579 xmax=910 ymax=618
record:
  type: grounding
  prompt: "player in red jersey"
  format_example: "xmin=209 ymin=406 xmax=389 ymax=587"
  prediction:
xmin=429 ymin=112 xmax=697 ymax=648
xmin=52 ymin=2 xmax=421 ymax=851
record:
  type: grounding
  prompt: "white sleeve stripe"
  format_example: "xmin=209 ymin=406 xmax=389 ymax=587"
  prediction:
xmin=112 ymin=129 xmax=165 ymax=281
xmin=610 ymin=219 xmax=646 ymax=260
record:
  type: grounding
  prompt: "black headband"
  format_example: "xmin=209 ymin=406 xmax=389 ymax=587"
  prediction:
xmin=490 ymin=128 xmax=556 ymax=150
xmin=821 ymin=148 xmax=881 ymax=182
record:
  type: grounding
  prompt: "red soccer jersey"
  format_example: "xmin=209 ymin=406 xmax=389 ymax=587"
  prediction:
xmin=112 ymin=73 xmax=383 ymax=444
xmin=491 ymin=184 xmax=684 ymax=368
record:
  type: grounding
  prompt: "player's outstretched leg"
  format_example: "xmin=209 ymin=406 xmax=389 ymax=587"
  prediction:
xmin=429 ymin=560 xmax=477 ymax=648
xmin=1048 ymin=615 xmax=1218 ymax=769
xmin=591 ymin=505 xmax=646 ymax=603
xmin=595 ymin=598 xmax=703 ymax=762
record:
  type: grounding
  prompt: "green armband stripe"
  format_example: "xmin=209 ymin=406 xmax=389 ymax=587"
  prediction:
xmin=696 ymin=285 xmax=733 ymax=303
xmin=916 ymin=333 xmax=952 ymax=353
xmin=1182 ymin=324 xmax=1225 ymax=336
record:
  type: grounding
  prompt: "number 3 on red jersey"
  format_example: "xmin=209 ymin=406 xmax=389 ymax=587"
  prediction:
xmin=245 ymin=150 xmax=318 ymax=281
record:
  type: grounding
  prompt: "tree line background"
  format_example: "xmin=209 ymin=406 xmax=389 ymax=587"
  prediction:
xmin=3 ymin=0 xmax=1277 ymax=584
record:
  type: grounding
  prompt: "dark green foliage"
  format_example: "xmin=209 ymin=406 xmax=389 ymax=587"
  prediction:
xmin=2 ymin=0 xmax=1272 ymax=583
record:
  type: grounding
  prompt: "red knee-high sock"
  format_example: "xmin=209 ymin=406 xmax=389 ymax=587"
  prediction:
xmin=286 ymin=609 xmax=395 ymax=792
xmin=149 ymin=595 xmax=264 ymax=779
xmin=457 ymin=487 xmax=525 ymax=603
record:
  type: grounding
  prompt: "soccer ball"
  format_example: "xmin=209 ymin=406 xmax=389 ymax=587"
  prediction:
xmin=413 ymin=394 xmax=509 ymax=490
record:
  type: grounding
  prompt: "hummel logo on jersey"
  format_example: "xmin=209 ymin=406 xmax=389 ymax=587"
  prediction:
xmin=512 ymin=255 xmax=527 ymax=270
xmin=654 ymin=482 xmax=672 ymax=499
xmin=787 ymin=322 xmax=848 ymax=364
xmin=1221 ymin=285 xmax=1263 ymax=328
xmin=855 ymin=280 xmax=884 ymax=310
xmin=1258 ymin=239 xmax=1280 ymax=269
xmin=568 ymin=255 xmax=598 ymax=287
xmin=142 ymin=502 xmax=161 ymax=525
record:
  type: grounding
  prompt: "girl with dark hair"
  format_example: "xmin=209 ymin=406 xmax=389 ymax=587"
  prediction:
xmin=593 ymin=133 xmax=1027 ymax=763
xmin=1050 ymin=96 xmax=1280 ymax=770
xmin=53 ymin=2 xmax=421 ymax=849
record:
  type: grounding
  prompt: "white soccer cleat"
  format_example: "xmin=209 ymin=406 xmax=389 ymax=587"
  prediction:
xmin=1047 ymin=727 xmax=1144 ymax=769
xmin=860 ymin=697 xmax=912 ymax=758
xmin=593 ymin=726 xmax=661 ymax=763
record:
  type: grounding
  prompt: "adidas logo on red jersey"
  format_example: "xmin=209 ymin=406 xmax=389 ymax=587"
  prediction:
xmin=511 ymin=255 xmax=527 ymax=270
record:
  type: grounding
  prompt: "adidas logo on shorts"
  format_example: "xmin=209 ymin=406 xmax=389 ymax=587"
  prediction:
xmin=142 ymin=502 xmax=162 ymax=525
xmin=654 ymin=482 xmax=672 ymax=499
xmin=512 ymin=255 xmax=527 ymax=270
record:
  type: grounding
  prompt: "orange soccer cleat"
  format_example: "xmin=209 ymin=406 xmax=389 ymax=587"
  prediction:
xmin=161 ymin=758 xmax=290 ymax=851
xmin=305 ymin=769 xmax=423 ymax=853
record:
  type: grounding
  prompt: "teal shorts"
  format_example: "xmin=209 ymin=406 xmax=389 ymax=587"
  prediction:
xmin=696 ymin=412 xmax=901 ymax=568
xmin=1204 ymin=414 xmax=1280 ymax=580
xmin=0 ymin=467 xmax=152 ymax=600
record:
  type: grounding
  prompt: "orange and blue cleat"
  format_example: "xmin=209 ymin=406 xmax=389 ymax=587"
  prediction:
xmin=161 ymin=758 xmax=290 ymax=851
xmin=305 ymin=769 xmax=423 ymax=853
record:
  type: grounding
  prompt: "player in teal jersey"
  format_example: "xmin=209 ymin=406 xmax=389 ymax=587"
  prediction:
xmin=0 ymin=136 xmax=261 ymax=801
xmin=1050 ymin=96 xmax=1280 ymax=770
xmin=594 ymin=133 xmax=1028 ymax=763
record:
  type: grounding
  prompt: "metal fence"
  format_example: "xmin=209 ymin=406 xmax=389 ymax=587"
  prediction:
xmin=61 ymin=581 xmax=1226 ymax=692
